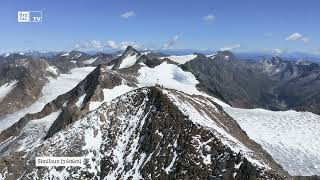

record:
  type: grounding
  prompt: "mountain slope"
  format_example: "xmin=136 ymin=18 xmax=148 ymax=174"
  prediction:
xmin=0 ymin=66 xmax=95 ymax=133
xmin=0 ymin=59 xmax=60 ymax=117
xmin=0 ymin=87 xmax=289 ymax=179
xmin=224 ymin=107 xmax=320 ymax=176
xmin=182 ymin=51 xmax=320 ymax=115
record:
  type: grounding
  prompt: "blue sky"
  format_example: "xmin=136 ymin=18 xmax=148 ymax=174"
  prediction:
xmin=0 ymin=0 xmax=319 ymax=54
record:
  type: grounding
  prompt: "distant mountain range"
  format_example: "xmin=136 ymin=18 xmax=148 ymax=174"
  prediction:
xmin=3 ymin=49 xmax=320 ymax=62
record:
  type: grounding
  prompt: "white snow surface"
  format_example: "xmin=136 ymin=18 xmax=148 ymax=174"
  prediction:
xmin=224 ymin=107 xmax=320 ymax=176
xmin=72 ymin=53 xmax=82 ymax=59
xmin=206 ymin=53 xmax=216 ymax=58
xmin=60 ymin=52 xmax=69 ymax=56
xmin=0 ymin=80 xmax=18 ymax=100
xmin=75 ymin=94 xmax=86 ymax=108
xmin=164 ymin=54 xmax=197 ymax=64
xmin=89 ymin=84 xmax=134 ymax=111
xmin=137 ymin=61 xmax=201 ymax=95
xmin=119 ymin=54 xmax=139 ymax=69
xmin=46 ymin=66 xmax=59 ymax=75
xmin=0 ymin=67 xmax=95 ymax=133
xmin=83 ymin=57 xmax=98 ymax=64
xmin=15 ymin=111 xmax=61 ymax=152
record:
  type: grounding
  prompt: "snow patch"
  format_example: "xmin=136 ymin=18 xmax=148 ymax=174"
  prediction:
xmin=83 ymin=57 xmax=98 ymax=65
xmin=48 ymin=168 xmax=70 ymax=179
xmin=72 ymin=53 xmax=82 ymax=59
xmin=89 ymin=84 xmax=134 ymax=111
xmin=75 ymin=94 xmax=86 ymax=108
xmin=206 ymin=53 xmax=216 ymax=58
xmin=0 ymin=80 xmax=18 ymax=100
xmin=118 ymin=54 xmax=139 ymax=69
xmin=137 ymin=61 xmax=200 ymax=95
xmin=164 ymin=54 xmax=197 ymax=64
xmin=61 ymin=52 xmax=69 ymax=56
xmin=46 ymin=66 xmax=59 ymax=75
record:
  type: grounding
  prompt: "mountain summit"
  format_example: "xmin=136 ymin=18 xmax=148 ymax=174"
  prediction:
xmin=0 ymin=87 xmax=289 ymax=179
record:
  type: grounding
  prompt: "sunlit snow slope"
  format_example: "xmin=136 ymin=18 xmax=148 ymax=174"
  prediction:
xmin=224 ymin=107 xmax=320 ymax=176
xmin=163 ymin=54 xmax=197 ymax=64
xmin=0 ymin=80 xmax=18 ymax=100
xmin=0 ymin=67 xmax=95 ymax=133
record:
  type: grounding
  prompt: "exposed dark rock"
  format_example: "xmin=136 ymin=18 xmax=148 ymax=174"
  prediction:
xmin=182 ymin=51 xmax=320 ymax=114
xmin=0 ymin=59 xmax=59 ymax=117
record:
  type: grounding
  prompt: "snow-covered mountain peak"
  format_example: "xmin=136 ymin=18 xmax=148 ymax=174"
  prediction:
xmin=110 ymin=46 xmax=142 ymax=69
xmin=0 ymin=87 xmax=289 ymax=179
xmin=119 ymin=46 xmax=140 ymax=60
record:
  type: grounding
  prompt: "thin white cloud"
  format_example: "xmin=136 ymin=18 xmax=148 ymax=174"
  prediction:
xmin=220 ymin=44 xmax=241 ymax=51
xmin=75 ymin=40 xmax=103 ymax=50
xmin=286 ymin=33 xmax=303 ymax=41
xmin=162 ymin=35 xmax=179 ymax=49
xmin=286 ymin=33 xmax=310 ymax=43
xmin=106 ymin=40 xmax=118 ymax=49
xmin=203 ymin=14 xmax=215 ymax=23
xmin=119 ymin=41 xmax=139 ymax=50
xmin=75 ymin=40 xmax=140 ymax=51
xmin=90 ymin=40 xmax=103 ymax=49
xmin=314 ymin=48 xmax=320 ymax=54
xmin=302 ymin=37 xmax=310 ymax=43
xmin=120 ymin=11 xmax=136 ymax=19
xmin=106 ymin=40 xmax=139 ymax=50
xmin=272 ymin=48 xmax=282 ymax=54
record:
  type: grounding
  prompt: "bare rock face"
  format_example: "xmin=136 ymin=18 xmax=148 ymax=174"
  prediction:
xmin=0 ymin=59 xmax=59 ymax=117
xmin=182 ymin=51 xmax=320 ymax=115
xmin=0 ymin=87 xmax=290 ymax=179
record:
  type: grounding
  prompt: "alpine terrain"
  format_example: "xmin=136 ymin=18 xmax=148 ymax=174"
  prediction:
xmin=0 ymin=46 xmax=319 ymax=179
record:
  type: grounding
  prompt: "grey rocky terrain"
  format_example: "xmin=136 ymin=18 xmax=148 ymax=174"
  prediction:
xmin=182 ymin=51 xmax=320 ymax=115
